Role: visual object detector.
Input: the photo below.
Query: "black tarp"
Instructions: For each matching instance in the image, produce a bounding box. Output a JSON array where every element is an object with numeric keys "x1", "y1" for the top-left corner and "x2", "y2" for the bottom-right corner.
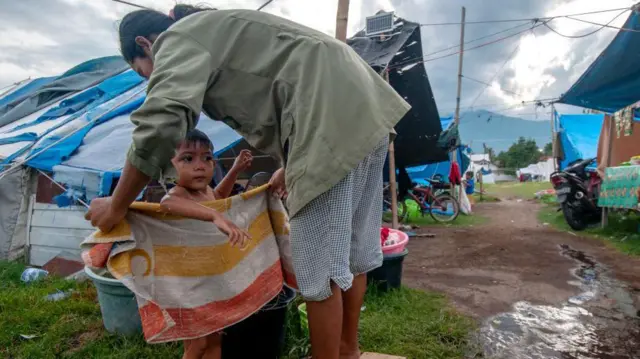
[{"x1": 348, "y1": 17, "x2": 447, "y2": 168}]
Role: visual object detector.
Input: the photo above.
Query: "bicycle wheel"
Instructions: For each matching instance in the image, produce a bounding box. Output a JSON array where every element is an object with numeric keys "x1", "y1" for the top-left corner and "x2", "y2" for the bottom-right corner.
[
  {"x1": 383, "y1": 186, "x2": 407, "y2": 223},
  {"x1": 429, "y1": 194, "x2": 459, "y2": 223}
]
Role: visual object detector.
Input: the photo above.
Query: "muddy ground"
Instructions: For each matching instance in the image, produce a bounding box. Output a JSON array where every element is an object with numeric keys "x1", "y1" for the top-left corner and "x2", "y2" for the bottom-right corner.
[{"x1": 403, "y1": 198, "x2": 640, "y2": 359}]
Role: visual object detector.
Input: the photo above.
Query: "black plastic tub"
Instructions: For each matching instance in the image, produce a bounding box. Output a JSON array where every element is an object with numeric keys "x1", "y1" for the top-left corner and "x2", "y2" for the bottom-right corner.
[
  {"x1": 222, "y1": 286, "x2": 296, "y2": 359},
  {"x1": 367, "y1": 249, "x2": 409, "y2": 292}
]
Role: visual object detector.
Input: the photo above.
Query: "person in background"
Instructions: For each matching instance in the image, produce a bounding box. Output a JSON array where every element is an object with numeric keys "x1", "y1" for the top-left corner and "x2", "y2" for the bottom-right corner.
[
  {"x1": 85, "y1": 5, "x2": 410, "y2": 358},
  {"x1": 464, "y1": 171, "x2": 475, "y2": 195}
]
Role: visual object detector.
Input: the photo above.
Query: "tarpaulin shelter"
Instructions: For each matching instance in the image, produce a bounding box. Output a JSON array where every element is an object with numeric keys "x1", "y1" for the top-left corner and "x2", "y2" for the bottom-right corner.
[
  {"x1": 557, "y1": 114, "x2": 604, "y2": 170},
  {"x1": 558, "y1": 6, "x2": 640, "y2": 114},
  {"x1": 557, "y1": 6, "x2": 640, "y2": 173},
  {"x1": 0, "y1": 57, "x2": 245, "y2": 264},
  {"x1": 348, "y1": 15, "x2": 446, "y2": 168}
]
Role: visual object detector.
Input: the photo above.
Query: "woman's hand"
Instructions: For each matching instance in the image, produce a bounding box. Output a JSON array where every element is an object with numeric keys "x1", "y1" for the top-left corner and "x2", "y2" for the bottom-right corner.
[
  {"x1": 230, "y1": 150, "x2": 253, "y2": 174},
  {"x1": 268, "y1": 167, "x2": 287, "y2": 200},
  {"x1": 84, "y1": 197, "x2": 127, "y2": 233},
  {"x1": 212, "y1": 214, "x2": 251, "y2": 248}
]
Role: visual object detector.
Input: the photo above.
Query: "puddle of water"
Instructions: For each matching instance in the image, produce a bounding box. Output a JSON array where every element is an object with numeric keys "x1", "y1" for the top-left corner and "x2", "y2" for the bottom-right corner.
[{"x1": 478, "y1": 244, "x2": 640, "y2": 359}]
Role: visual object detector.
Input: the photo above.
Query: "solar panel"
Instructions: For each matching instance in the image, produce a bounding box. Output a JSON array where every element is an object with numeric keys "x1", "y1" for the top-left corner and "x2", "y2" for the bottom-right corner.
[{"x1": 365, "y1": 12, "x2": 394, "y2": 36}]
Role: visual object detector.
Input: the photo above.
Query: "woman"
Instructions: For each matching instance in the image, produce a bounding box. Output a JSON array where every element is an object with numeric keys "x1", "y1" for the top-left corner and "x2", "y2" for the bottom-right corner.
[{"x1": 86, "y1": 5, "x2": 410, "y2": 359}]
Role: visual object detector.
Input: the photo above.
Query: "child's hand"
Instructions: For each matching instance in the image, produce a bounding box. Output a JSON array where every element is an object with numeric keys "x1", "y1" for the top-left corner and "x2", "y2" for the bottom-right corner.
[
  {"x1": 231, "y1": 150, "x2": 253, "y2": 173},
  {"x1": 213, "y1": 215, "x2": 251, "y2": 248}
]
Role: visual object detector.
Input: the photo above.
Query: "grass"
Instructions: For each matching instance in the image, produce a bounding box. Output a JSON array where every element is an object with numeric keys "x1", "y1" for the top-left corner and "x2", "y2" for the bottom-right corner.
[
  {"x1": 538, "y1": 205, "x2": 640, "y2": 257},
  {"x1": 382, "y1": 199, "x2": 489, "y2": 227},
  {"x1": 484, "y1": 181, "x2": 552, "y2": 200},
  {"x1": 1, "y1": 261, "x2": 475, "y2": 359}
]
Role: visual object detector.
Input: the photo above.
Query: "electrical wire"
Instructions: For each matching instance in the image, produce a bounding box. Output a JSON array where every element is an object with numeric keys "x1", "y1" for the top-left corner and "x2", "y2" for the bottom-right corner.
[
  {"x1": 390, "y1": 20, "x2": 545, "y2": 70},
  {"x1": 257, "y1": 0, "x2": 274, "y2": 11},
  {"x1": 565, "y1": 15, "x2": 640, "y2": 33},
  {"x1": 542, "y1": 9, "x2": 629, "y2": 38},
  {"x1": 461, "y1": 36, "x2": 524, "y2": 114},
  {"x1": 415, "y1": 21, "x2": 533, "y2": 60},
  {"x1": 462, "y1": 75, "x2": 524, "y2": 97},
  {"x1": 418, "y1": 7, "x2": 631, "y2": 26},
  {"x1": 111, "y1": 0, "x2": 149, "y2": 9}
]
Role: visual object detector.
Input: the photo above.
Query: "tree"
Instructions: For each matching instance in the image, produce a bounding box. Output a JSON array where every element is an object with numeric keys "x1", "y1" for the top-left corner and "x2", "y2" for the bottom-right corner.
[
  {"x1": 495, "y1": 137, "x2": 542, "y2": 174},
  {"x1": 543, "y1": 142, "x2": 553, "y2": 156}
]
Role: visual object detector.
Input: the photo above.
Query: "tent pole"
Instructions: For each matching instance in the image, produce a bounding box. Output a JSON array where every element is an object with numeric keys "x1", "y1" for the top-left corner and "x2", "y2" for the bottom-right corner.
[
  {"x1": 601, "y1": 114, "x2": 614, "y2": 228},
  {"x1": 382, "y1": 68, "x2": 399, "y2": 229}
]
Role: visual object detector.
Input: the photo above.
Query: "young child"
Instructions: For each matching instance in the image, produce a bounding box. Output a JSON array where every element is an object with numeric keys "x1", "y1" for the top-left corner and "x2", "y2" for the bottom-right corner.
[
  {"x1": 158, "y1": 129, "x2": 252, "y2": 359},
  {"x1": 464, "y1": 171, "x2": 475, "y2": 195}
]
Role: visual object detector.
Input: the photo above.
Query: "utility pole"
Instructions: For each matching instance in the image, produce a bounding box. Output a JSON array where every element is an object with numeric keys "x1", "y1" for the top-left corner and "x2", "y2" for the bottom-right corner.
[
  {"x1": 453, "y1": 7, "x2": 466, "y2": 129},
  {"x1": 452, "y1": 7, "x2": 466, "y2": 201},
  {"x1": 335, "y1": 0, "x2": 350, "y2": 42}
]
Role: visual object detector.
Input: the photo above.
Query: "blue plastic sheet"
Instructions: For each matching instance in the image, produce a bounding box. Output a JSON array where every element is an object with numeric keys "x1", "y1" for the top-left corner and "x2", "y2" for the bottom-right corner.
[
  {"x1": 559, "y1": 10, "x2": 640, "y2": 113},
  {"x1": 558, "y1": 114, "x2": 604, "y2": 170}
]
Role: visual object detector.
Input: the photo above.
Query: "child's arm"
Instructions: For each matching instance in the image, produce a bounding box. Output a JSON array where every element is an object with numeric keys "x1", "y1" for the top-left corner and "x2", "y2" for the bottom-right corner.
[
  {"x1": 160, "y1": 188, "x2": 250, "y2": 246},
  {"x1": 214, "y1": 150, "x2": 252, "y2": 199}
]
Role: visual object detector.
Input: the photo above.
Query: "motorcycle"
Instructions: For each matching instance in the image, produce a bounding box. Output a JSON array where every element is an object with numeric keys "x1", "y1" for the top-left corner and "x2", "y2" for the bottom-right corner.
[{"x1": 549, "y1": 158, "x2": 602, "y2": 231}]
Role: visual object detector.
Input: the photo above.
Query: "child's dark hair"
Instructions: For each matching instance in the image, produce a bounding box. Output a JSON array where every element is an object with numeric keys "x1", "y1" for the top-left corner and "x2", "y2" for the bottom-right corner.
[
  {"x1": 184, "y1": 129, "x2": 214, "y2": 151},
  {"x1": 119, "y1": 4, "x2": 213, "y2": 63}
]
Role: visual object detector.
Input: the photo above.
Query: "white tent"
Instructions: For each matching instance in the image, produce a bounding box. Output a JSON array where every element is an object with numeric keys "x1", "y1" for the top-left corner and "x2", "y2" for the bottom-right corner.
[{"x1": 517, "y1": 158, "x2": 555, "y2": 181}]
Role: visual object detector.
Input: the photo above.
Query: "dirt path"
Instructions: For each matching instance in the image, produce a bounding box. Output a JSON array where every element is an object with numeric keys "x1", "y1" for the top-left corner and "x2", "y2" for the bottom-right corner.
[{"x1": 403, "y1": 199, "x2": 640, "y2": 358}]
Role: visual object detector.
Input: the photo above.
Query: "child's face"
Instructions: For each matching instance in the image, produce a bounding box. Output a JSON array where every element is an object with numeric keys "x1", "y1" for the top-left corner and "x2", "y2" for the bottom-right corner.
[{"x1": 171, "y1": 142, "x2": 215, "y2": 191}]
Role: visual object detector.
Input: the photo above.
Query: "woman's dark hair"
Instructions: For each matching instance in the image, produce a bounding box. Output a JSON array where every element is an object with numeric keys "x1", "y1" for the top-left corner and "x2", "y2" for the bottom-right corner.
[
  {"x1": 119, "y1": 4, "x2": 213, "y2": 63},
  {"x1": 184, "y1": 129, "x2": 213, "y2": 151}
]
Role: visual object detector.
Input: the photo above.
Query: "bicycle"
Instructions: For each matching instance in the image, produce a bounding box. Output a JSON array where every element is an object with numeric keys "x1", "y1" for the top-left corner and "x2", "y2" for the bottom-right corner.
[{"x1": 383, "y1": 178, "x2": 460, "y2": 223}]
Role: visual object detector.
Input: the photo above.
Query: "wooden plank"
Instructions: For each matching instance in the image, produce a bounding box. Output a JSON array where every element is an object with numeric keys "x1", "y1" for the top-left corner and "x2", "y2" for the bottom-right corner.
[
  {"x1": 361, "y1": 353, "x2": 406, "y2": 359},
  {"x1": 31, "y1": 207, "x2": 93, "y2": 230},
  {"x1": 33, "y1": 203, "x2": 86, "y2": 211},
  {"x1": 29, "y1": 227, "x2": 93, "y2": 248}
]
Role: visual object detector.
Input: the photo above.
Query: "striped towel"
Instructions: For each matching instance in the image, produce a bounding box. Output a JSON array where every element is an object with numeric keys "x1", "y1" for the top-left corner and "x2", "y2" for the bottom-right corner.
[{"x1": 80, "y1": 185, "x2": 297, "y2": 343}]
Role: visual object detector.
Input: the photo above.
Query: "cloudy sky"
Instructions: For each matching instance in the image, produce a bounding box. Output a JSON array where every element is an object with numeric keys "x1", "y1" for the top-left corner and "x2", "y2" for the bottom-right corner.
[{"x1": 0, "y1": 0, "x2": 636, "y2": 118}]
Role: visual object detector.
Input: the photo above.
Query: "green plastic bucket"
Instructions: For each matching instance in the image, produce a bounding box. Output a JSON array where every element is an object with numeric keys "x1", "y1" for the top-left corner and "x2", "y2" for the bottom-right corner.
[{"x1": 84, "y1": 267, "x2": 142, "y2": 335}]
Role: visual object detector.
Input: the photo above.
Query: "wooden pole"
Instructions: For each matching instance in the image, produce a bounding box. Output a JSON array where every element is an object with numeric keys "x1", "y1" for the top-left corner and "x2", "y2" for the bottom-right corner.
[
  {"x1": 335, "y1": 0, "x2": 350, "y2": 42},
  {"x1": 550, "y1": 105, "x2": 557, "y2": 171},
  {"x1": 452, "y1": 7, "x2": 466, "y2": 201},
  {"x1": 453, "y1": 7, "x2": 466, "y2": 130},
  {"x1": 601, "y1": 114, "x2": 615, "y2": 228}
]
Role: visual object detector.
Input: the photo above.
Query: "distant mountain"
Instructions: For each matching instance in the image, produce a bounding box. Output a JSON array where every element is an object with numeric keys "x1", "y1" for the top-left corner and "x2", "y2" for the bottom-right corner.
[{"x1": 457, "y1": 110, "x2": 552, "y2": 153}]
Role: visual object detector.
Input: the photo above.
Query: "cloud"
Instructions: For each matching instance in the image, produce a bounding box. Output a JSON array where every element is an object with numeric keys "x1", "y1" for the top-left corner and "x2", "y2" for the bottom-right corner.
[{"x1": 0, "y1": 0, "x2": 635, "y2": 119}]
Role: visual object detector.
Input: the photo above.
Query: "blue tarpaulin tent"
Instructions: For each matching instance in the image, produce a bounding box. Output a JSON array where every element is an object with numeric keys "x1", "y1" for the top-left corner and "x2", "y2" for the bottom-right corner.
[
  {"x1": 558, "y1": 113, "x2": 604, "y2": 170},
  {"x1": 0, "y1": 59, "x2": 243, "y2": 202},
  {"x1": 559, "y1": 7, "x2": 640, "y2": 114}
]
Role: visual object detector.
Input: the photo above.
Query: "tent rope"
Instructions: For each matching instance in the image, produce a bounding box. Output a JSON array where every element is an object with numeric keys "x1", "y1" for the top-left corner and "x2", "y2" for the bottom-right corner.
[{"x1": 36, "y1": 169, "x2": 90, "y2": 209}]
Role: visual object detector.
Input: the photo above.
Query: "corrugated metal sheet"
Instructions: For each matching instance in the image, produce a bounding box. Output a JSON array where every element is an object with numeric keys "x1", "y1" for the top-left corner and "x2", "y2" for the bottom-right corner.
[{"x1": 28, "y1": 203, "x2": 91, "y2": 266}]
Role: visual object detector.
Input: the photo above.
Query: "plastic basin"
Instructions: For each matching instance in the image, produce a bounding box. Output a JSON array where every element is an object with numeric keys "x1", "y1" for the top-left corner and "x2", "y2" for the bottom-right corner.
[
  {"x1": 84, "y1": 266, "x2": 142, "y2": 335},
  {"x1": 382, "y1": 228, "x2": 409, "y2": 255}
]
